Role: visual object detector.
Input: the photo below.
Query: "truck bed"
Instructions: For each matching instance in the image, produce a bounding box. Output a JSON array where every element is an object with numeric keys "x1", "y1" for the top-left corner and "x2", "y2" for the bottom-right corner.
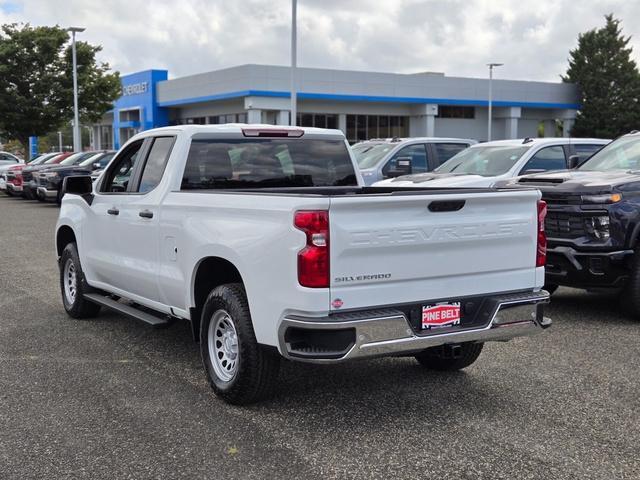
[{"x1": 175, "y1": 185, "x2": 534, "y2": 196}]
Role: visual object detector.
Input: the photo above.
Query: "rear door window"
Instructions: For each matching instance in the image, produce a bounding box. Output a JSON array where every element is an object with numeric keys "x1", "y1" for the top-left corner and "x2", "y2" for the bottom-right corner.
[
  {"x1": 432, "y1": 143, "x2": 470, "y2": 167},
  {"x1": 572, "y1": 144, "x2": 605, "y2": 164},
  {"x1": 181, "y1": 138, "x2": 357, "y2": 189},
  {"x1": 519, "y1": 145, "x2": 567, "y2": 174}
]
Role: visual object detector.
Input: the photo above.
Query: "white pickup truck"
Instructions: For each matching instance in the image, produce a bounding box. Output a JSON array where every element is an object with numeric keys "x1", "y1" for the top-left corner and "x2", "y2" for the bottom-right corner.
[{"x1": 56, "y1": 124, "x2": 551, "y2": 404}]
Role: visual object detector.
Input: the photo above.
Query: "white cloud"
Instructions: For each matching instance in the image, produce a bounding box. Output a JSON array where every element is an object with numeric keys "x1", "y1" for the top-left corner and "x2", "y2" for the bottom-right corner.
[{"x1": 2, "y1": 0, "x2": 640, "y2": 82}]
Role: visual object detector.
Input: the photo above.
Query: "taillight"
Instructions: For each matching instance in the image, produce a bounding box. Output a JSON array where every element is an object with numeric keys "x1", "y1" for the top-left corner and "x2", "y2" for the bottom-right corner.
[
  {"x1": 294, "y1": 210, "x2": 329, "y2": 288},
  {"x1": 537, "y1": 200, "x2": 547, "y2": 267}
]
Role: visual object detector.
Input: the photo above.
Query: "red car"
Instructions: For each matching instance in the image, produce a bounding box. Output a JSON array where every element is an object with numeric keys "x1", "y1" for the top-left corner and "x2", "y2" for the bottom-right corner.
[{"x1": 5, "y1": 164, "x2": 26, "y2": 196}]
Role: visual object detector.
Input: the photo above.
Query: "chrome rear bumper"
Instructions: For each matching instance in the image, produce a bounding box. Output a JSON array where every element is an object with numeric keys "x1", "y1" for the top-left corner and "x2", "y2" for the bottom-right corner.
[{"x1": 278, "y1": 290, "x2": 551, "y2": 363}]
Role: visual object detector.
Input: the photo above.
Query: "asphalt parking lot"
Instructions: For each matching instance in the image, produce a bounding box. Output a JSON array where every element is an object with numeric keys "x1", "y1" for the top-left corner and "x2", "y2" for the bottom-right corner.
[{"x1": 1, "y1": 195, "x2": 639, "y2": 480}]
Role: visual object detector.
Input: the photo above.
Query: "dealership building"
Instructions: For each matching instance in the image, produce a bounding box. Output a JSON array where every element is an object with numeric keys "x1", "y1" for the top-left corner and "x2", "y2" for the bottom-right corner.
[{"x1": 92, "y1": 65, "x2": 580, "y2": 149}]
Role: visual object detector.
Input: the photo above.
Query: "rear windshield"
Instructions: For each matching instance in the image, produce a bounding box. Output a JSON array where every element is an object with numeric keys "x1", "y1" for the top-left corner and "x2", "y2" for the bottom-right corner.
[{"x1": 181, "y1": 138, "x2": 358, "y2": 189}]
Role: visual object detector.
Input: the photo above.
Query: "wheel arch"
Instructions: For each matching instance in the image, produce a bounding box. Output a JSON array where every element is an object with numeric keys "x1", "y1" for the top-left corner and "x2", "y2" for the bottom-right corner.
[
  {"x1": 56, "y1": 225, "x2": 77, "y2": 258},
  {"x1": 189, "y1": 256, "x2": 245, "y2": 343}
]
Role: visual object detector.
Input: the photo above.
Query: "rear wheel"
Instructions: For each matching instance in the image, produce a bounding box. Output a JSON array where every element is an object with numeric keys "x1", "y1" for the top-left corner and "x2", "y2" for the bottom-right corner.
[
  {"x1": 415, "y1": 342, "x2": 484, "y2": 371},
  {"x1": 200, "y1": 283, "x2": 280, "y2": 405},
  {"x1": 544, "y1": 284, "x2": 558, "y2": 295},
  {"x1": 59, "y1": 243, "x2": 101, "y2": 318}
]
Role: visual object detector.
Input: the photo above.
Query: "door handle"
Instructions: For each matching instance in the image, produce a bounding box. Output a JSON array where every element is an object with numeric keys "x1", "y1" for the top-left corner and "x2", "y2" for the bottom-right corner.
[
  {"x1": 139, "y1": 210, "x2": 154, "y2": 219},
  {"x1": 107, "y1": 208, "x2": 119, "y2": 216}
]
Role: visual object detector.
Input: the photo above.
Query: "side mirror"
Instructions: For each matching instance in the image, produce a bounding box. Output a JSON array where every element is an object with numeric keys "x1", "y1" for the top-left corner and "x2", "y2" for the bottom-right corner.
[
  {"x1": 92, "y1": 162, "x2": 101, "y2": 170},
  {"x1": 386, "y1": 156, "x2": 413, "y2": 178},
  {"x1": 61, "y1": 175, "x2": 93, "y2": 204},
  {"x1": 568, "y1": 155, "x2": 581, "y2": 169}
]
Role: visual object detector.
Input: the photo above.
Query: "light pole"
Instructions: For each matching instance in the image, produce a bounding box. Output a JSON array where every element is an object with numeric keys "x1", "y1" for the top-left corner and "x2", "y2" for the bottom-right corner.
[
  {"x1": 68, "y1": 27, "x2": 86, "y2": 151},
  {"x1": 290, "y1": 0, "x2": 297, "y2": 126},
  {"x1": 58, "y1": 131, "x2": 62, "y2": 152},
  {"x1": 487, "y1": 62, "x2": 503, "y2": 142}
]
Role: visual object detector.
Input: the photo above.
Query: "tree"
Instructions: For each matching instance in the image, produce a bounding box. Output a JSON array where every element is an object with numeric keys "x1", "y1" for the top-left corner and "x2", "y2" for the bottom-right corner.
[
  {"x1": 0, "y1": 24, "x2": 120, "y2": 151},
  {"x1": 563, "y1": 14, "x2": 640, "y2": 138}
]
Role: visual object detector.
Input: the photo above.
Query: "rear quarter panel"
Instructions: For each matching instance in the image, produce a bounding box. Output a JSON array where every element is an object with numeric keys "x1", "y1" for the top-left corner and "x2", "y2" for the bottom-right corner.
[{"x1": 159, "y1": 191, "x2": 332, "y2": 347}]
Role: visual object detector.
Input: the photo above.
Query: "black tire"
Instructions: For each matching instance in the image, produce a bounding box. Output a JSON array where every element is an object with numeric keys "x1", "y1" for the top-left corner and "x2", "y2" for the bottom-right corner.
[
  {"x1": 36, "y1": 191, "x2": 45, "y2": 202},
  {"x1": 200, "y1": 283, "x2": 280, "y2": 405},
  {"x1": 59, "y1": 243, "x2": 101, "y2": 318},
  {"x1": 414, "y1": 342, "x2": 484, "y2": 371},
  {"x1": 544, "y1": 284, "x2": 559, "y2": 295},
  {"x1": 621, "y1": 251, "x2": 640, "y2": 318}
]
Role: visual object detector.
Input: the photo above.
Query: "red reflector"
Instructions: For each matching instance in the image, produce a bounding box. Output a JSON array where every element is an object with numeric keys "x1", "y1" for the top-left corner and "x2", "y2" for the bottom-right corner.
[
  {"x1": 242, "y1": 128, "x2": 304, "y2": 138},
  {"x1": 537, "y1": 200, "x2": 547, "y2": 267},
  {"x1": 294, "y1": 210, "x2": 329, "y2": 288}
]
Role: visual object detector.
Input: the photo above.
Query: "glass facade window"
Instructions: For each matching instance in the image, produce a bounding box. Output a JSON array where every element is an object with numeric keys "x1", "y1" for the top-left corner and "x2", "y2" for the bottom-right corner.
[
  {"x1": 437, "y1": 106, "x2": 475, "y2": 119},
  {"x1": 296, "y1": 113, "x2": 339, "y2": 129},
  {"x1": 120, "y1": 127, "x2": 139, "y2": 144},
  {"x1": 208, "y1": 113, "x2": 248, "y2": 124},
  {"x1": 100, "y1": 125, "x2": 113, "y2": 150},
  {"x1": 119, "y1": 109, "x2": 141, "y2": 122},
  {"x1": 346, "y1": 115, "x2": 409, "y2": 143},
  {"x1": 185, "y1": 117, "x2": 207, "y2": 125}
]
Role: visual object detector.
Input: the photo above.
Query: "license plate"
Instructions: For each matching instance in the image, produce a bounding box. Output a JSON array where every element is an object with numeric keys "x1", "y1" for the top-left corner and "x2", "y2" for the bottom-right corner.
[{"x1": 421, "y1": 302, "x2": 461, "y2": 329}]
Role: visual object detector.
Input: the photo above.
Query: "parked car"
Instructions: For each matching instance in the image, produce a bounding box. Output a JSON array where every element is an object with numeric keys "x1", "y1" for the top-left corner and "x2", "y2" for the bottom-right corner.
[
  {"x1": 498, "y1": 131, "x2": 640, "y2": 316},
  {"x1": 37, "y1": 150, "x2": 116, "y2": 204},
  {"x1": 0, "y1": 154, "x2": 47, "y2": 192},
  {"x1": 22, "y1": 152, "x2": 73, "y2": 199},
  {"x1": 0, "y1": 151, "x2": 23, "y2": 167},
  {"x1": 56, "y1": 125, "x2": 550, "y2": 405},
  {"x1": 373, "y1": 138, "x2": 610, "y2": 188},
  {"x1": 5, "y1": 164, "x2": 25, "y2": 196},
  {"x1": 351, "y1": 137, "x2": 477, "y2": 185}
]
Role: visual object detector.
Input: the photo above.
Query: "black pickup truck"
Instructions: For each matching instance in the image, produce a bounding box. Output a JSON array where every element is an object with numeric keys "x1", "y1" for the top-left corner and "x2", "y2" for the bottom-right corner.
[{"x1": 501, "y1": 131, "x2": 640, "y2": 316}]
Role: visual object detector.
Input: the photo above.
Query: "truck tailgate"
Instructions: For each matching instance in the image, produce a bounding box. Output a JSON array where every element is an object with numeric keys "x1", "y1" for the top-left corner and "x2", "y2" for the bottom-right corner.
[{"x1": 329, "y1": 189, "x2": 541, "y2": 310}]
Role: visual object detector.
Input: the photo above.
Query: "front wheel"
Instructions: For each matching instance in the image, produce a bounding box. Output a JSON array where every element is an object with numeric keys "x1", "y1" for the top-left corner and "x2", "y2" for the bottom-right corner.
[
  {"x1": 59, "y1": 243, "x2": 101, "y2": 318},
  {"x1": 415, "y1": 342, "x2": 484, "y2": 371},
  {"x1": 200, "y1": 283, "x2": 280, "y2": 405}
]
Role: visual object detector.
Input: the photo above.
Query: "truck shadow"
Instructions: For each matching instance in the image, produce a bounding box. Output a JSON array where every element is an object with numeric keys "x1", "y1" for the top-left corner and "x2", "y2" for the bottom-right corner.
[
  {"x1": 84, "y1": 285, "x2": 635, "y2": 423},
  {"x1": 93, "y1": 310, "x2": 515, "y2": 419},
  {"x1": 546, "y1": 286, "x2": 637, "y2": 325}
]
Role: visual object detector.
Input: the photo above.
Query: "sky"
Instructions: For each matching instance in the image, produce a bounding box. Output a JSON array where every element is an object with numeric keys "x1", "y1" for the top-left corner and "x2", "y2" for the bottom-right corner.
[{"x1": 1, "y1": 0, "x2": 640, "y2": 83}]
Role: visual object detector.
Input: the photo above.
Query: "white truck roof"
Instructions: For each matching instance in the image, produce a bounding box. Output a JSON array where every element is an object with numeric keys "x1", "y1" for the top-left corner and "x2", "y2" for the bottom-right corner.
[{"x1": 135, "y1": 124, "x2": 345, "y2": 137}]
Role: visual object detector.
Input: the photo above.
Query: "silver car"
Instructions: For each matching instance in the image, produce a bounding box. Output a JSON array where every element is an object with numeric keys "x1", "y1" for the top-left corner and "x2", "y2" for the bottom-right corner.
[{"x1": 352, "y1": 137, "x2": 476, "y2": 185}]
